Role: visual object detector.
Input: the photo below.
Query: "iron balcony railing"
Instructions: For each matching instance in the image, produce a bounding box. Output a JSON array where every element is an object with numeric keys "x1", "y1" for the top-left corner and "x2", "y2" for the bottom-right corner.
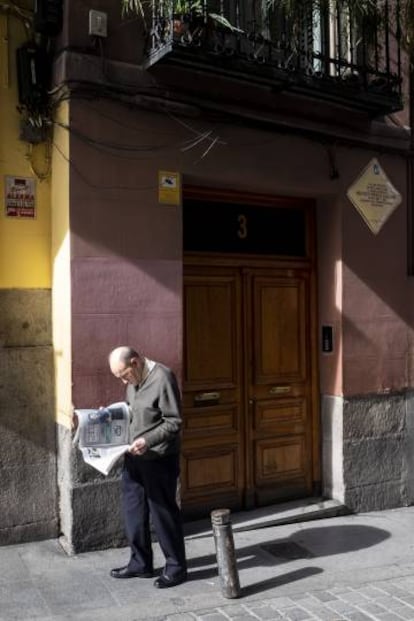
[{"x1": 144, "y1": 0, "x2": 403, "y2": 114}]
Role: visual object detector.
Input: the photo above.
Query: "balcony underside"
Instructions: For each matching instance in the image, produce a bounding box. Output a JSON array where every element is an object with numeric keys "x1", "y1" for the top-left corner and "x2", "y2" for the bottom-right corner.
[
  {"x1": 160, "y1": 46, "x2": 402, "y2": 117},
  {"x1": 144, "y1": 1, "x2": 404, "y2": 118}
]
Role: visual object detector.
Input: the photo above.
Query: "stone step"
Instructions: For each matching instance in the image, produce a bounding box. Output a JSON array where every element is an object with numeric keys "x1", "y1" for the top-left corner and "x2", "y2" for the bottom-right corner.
[{"x1": 184, "y1": 497, "x2": 350, "y2": 539}]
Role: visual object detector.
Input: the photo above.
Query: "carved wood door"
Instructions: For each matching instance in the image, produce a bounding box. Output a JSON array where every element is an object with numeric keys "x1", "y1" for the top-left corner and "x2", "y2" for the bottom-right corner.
[
  {"x1": 244, "y1": 267, "x2": 313, "y2": 507},
  {"x1": 181, "y1": 265, "x2": 245, "y2": 517},
  {"x1": 181, "y1": 262, "x2": 316, "y2": 519}
]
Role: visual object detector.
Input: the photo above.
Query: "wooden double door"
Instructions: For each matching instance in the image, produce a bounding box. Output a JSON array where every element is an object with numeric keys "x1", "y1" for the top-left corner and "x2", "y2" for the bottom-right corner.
[{"x1": 181, "y1": 261, "x2": 319, "y2": 519}]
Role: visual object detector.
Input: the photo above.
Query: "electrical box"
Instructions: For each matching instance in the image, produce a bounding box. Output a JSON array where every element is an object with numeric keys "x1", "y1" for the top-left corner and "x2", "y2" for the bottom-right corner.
[
  {"x1": 34, "y1": 0, "x2": 63, "y2": 36},
  {"x1": 16, "y1": 44, "x2": 49, "y2": 110},
  {"x1": 89, "y1": 10, "x2": 107, "y2": 37}
]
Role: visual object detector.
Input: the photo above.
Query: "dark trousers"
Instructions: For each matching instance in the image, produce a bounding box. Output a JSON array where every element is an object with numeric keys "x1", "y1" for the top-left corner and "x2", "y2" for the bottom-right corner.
[{"x1": 122, "y1": 452, "x2": 187, "y2": 578}]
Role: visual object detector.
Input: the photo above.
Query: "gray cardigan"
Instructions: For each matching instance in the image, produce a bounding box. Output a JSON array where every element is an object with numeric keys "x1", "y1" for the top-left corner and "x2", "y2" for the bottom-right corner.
[{"x1": 126, "y1": 362, "x2": 182, "y2": 460}]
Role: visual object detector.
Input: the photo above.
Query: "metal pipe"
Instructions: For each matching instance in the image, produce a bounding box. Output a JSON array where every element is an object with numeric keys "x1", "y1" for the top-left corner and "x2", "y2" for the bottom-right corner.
[{"x1": 210, "y1": 508, "x2": 241, "y2": 599}]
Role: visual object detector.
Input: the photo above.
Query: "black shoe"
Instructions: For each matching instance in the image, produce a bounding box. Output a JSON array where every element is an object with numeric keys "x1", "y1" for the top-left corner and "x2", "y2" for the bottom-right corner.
[
  {"x1": 110, "y1": 566, "x2": 154, "y2": 579},
  {"x1": 153, "y1": 572, "x2": 187, "y2": 589}
]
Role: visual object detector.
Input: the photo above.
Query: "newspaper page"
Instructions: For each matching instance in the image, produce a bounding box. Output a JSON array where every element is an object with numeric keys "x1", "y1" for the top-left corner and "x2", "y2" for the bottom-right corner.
[{"x1": 73, "y1": 402, "x2": 131, "y2": 475}]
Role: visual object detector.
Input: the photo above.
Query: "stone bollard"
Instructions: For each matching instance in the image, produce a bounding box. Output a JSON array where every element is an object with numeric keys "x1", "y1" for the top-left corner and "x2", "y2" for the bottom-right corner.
[{"x1": 211, "y1": 508, "x2": 241, "y2": 598}]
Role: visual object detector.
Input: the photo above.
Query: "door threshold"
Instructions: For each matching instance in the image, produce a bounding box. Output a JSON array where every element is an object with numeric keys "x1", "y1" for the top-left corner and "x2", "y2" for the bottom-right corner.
[{"x1": 184, "y1": 497, "x2": 350, "y2": 539}]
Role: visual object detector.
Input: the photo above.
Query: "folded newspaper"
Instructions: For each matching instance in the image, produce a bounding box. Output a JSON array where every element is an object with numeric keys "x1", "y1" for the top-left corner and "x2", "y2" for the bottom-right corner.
[{"x1": 73, "y1": 402, "x2": 131, "y2": 475}]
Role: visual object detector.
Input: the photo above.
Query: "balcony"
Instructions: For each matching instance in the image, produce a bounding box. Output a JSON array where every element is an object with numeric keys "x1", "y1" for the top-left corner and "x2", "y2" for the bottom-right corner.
[{"x1": 144, "y1": 0, "x2": 403, "y2": 116}]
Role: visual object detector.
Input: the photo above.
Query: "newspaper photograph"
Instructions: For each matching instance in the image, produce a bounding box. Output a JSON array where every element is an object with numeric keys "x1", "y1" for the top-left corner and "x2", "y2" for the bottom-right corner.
[{"x1": 73, "y1": 402, "x2": 131, "y2": 475}]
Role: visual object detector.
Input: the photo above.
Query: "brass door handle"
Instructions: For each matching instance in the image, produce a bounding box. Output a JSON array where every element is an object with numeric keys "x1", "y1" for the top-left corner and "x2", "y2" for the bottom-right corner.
[{"x1": 269, "y1": 385, "x2": 291, "y2": 395}]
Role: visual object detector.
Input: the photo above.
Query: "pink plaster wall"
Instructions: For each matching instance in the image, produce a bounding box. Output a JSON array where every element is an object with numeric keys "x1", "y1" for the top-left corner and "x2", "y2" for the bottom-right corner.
[
  {"x1": 317, "y1": 197, "x2": 343, "y2": 396},
  {"x1": 67, "y1": 99, "x2": 413, "y2": 407},
  {"x1": 342, "y1": 154, "x2": 409, "y2": 396},
  {"x1": 71, "y1": 257, "x2": 182, "y2": 408},
  {"x1": 69, "y1": 101, "x2": 183, "y2": 408}
]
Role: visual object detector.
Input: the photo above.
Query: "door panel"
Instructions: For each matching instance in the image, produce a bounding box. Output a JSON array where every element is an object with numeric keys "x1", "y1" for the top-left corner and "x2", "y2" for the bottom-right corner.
[
  {"x1": 246, "y1": 270, "x2": 312, "y2": 506},
  {"x1": 182, "y1": 267, "x2": 244, "y2": 517},
  {"x1": 255, "y1": 436, "x2": 306, "y2": 482},
  {"x1": 251, "y1": 274, "x2": 307, "y2": 386},
  {"x1": 184, "y1": 445, "x2": 239, "y2": 491},
  {"x1": 254, "y1": 398, "x2": 307, "y2": 432},
  {"x1": 182, "y1": 263, "x2": 315, "y2": 518},
  {"x1": 184, "y1": 282, "x2": 235, "y2": 386}
]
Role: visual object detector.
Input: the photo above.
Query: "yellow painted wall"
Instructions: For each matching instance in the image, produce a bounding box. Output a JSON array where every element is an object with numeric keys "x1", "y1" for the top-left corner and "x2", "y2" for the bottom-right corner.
[
  {"x1": 0, "y1": 12, "x2": 72, "y2": 426},
  {"x1": 0, "y1": 14, "x2": 51, "y2": 288},
  {"x1": 51, "y1": 101, "x2": 72, "y2": 429}
]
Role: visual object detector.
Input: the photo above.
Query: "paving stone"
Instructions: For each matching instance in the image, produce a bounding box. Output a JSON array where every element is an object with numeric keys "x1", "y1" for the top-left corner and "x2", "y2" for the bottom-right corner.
[
  {"x1": 11, "y1": 506, "x2": 414, "y2": 621},
  {"x1": 375, "y1": 583, "x2": 403, "y2": 596},
  {"x1": 242, "y1": 604, "x2": 278, "y2": 619},
  {"x1": 338, "y1": 590, "x2": 370, "y2": 604},
  {"x1": 281, "y1": 606, "x2": 313, "y2": 620},
  {"x1": 0, "y1": 582, "x2": 51, "y2": 619},
  {"x1": 223, "y1": 616, "x2": 265, "y2": 621},
  {"x1": 355, "y1": 602, "x2": 389, "y2": 615},
  {"x1": 217, "y1": 604, "x2": 247, "y2": 617},
  {"x1": 376, "y1": 614, "x2": 409, "y2": 621},
  {"x1": 358, "y1": 586, "x2": 392, "y2": 599},
  {"x1": 329, "y1": 586, "x2": 353, "y2": 596},
  {"x1": 312, "y1": 591, "x2": 340, "y2": 603},
  {"x1": 220, "y1": 606, "x2": 266, "y2": 621},
  {"x1": 294, "y1": 595, "x2": 326, "y2": 611},
  {"x1": 375, "y1": 596, "x2": 411, "y2": 611},
  {"x1": 392, "y1": 607, "x2": 414, "y2": 620},
  {"x1": 296, "y1": 606, "x2": 344, "y2": 620},
  {"x1": 265, "y1": 596, "x2": 296, "y2": 608},
  {"x1": 346, "y1": 612, "x2": 375, "y2": 621},
  {"x1": 394, "y1": 596, "x2": 414, "y2": 608},
  {"x1": 326, "y1": 599, "x2": 358, "y2": 614}
]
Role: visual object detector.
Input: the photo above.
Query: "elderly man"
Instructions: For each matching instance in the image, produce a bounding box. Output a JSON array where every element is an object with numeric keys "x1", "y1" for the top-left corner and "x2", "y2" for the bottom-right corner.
[{"x1": 108, "y1": 346, "x2": 187, "y2": 589}]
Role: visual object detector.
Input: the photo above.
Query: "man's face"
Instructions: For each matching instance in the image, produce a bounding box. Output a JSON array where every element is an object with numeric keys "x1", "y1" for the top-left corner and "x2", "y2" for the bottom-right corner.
[{"x1": 111, "y1": 357, "x2": 142, "y2": 385}]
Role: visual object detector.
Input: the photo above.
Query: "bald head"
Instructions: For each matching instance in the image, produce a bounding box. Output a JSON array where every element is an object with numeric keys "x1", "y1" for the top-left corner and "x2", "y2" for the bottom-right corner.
[
  {"x1": 109, "y1": 346, "x2": 143, "y2": 385},
  {"x1": 109, "y1": 346, "x2": 139, "y2": 367}
]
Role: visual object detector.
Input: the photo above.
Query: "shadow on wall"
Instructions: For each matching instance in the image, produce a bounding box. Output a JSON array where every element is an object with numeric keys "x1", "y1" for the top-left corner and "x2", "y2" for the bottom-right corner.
[
  {"x1": 0, "y1": 290, "x2": 55, "y2": 455},
  {"x1": 0, "y1": 288, "x2": 58, "y2": 543}
]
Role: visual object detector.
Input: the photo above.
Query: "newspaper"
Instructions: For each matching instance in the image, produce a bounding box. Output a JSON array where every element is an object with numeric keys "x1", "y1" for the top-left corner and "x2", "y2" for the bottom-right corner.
[{"x1": 73, "y1": 402, "x2": 131, "y2": 475}]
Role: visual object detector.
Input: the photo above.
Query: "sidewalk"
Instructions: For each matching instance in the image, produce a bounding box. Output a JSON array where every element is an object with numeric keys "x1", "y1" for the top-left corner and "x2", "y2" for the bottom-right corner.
[{"x1": 3, "y1": 505, "x2": 414, "y2": 620}]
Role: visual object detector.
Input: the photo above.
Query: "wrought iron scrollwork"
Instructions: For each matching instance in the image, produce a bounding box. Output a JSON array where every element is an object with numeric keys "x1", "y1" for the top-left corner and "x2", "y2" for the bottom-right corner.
[{"x1": 143, "y1": 0, "x2": 402, "y2": 109}]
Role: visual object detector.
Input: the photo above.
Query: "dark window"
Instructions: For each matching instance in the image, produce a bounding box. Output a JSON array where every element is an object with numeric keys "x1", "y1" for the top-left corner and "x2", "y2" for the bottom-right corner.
[{"x1": 183, "y1": 199, "x2": 307, "y2": 257}]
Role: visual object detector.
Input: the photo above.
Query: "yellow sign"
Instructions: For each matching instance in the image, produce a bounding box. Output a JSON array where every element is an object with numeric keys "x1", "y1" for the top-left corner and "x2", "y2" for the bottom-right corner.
[
  {"x1": 158, "y1": 171, "x2": 181, "y2": 206},
  {"x1": 347, "y1": 158, "x2": 402, "y2": 235}
]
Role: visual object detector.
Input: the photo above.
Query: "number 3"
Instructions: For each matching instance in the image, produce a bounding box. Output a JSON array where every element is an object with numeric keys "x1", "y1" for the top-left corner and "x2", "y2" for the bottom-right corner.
[{"x1": 237, "y1": 214, "x2": 247, "y2": 239}]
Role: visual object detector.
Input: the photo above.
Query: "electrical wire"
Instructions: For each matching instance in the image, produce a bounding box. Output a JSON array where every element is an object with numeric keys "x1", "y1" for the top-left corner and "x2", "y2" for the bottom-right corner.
[
  {"x1": 53, "y1": 120, "x2": 190, "y2": 160},
  {"x1": 50, "y1": 79, "x2": 227, "y2": 156},
  {"x1": 52, "y1": 107, "x2": 225, "y2": 161},
  {"x1": 52, "y1": 140, "x2": 159, "y2": 191},
  {"x1": 0, "y1": 0, "x2": 33, "y2": 39},
  {"x1": 0, "y1": 0, "x2": 33, "y2": 22},
  {"x1": 73, "y1": 101, "x2": 179, "y2": 136}
]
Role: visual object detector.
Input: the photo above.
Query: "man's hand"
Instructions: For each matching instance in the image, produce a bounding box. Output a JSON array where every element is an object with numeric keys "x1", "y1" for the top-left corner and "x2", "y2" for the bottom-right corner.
[{"x1": 128, "y1": 437, "x2": 148, "y2": 456}]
